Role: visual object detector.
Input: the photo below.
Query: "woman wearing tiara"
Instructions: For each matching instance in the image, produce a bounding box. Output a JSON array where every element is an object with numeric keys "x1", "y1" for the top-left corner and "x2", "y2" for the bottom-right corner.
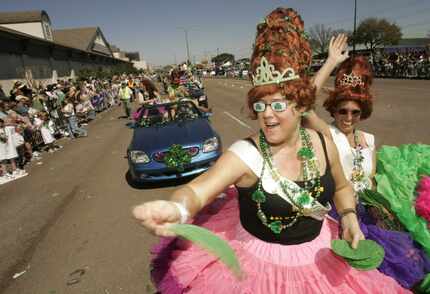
[
  {"x1": 133, "y1": 7, "x2": 410, "y2": 293},
  {"x1": 304, "y1": 55, "x2": 430, "y2": 290}
]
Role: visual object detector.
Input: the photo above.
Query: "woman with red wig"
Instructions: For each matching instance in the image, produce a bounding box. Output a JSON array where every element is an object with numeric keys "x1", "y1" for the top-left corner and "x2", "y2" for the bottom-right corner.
[
  {"x1": 304, "y1": 55, "x2": 430, "y2": 290},
  {"x1": 132, "y1": 7, "x2": 410, "y2": 293}
]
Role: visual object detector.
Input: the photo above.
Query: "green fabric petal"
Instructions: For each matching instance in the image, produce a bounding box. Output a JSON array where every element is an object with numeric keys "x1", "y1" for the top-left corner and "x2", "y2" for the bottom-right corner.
[
  {"x1": 375, "y1": 144, "x2": 430, "y2": 257},
  {"x1": 170, "y1": 224, "x2": 242, "y2": 279}
]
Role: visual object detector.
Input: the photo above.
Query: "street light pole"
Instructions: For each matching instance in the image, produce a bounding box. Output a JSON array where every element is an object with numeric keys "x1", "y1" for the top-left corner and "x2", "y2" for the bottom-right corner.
[
  {"x1": 178, "y1": 27, "x2": 191, "y2": 65},
  {"x1": 353, "y1": 0, "x2": 357, "y2": 54}
]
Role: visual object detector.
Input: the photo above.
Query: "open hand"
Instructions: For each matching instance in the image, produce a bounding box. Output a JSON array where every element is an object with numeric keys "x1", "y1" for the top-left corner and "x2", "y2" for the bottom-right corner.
[
  {"x1": 328, "y1": 34, "x2": 349, "y2": 65},
  {"x1": 132, "y1": 200, "x2": 181, "y2": 237}
]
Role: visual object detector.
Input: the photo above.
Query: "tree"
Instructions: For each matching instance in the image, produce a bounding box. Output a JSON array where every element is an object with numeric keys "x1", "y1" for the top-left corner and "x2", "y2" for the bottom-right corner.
[
  {"x1": 211, "y1": 53, "x2": 234, "y2": 65},
  {"x1": 309, "y1": 24, "x2": 334, "y2": 55},
  {"x1": 355, "y1": 18, "x2": 402, "y2": 52}
]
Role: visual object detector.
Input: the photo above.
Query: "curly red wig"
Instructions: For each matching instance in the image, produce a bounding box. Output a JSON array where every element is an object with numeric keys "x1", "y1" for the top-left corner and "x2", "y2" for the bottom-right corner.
[
  {"x1": 323, "y1": 55, "x2": 373, "y2": 120},
  {"x1": 247, "y1": 7, "x2": 315, "y2": 119}
]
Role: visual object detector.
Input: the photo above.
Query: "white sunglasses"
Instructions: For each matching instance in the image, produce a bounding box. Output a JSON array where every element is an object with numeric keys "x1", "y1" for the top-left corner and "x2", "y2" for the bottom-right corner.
[{"x1": 253, "y1": 101, "x2": 288, "y2": 113}]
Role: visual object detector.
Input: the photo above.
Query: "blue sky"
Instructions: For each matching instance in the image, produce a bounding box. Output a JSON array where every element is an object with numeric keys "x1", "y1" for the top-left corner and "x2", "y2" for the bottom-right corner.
[{"x1": 1, "y1": 0, "x2": 429, "y2": 66}]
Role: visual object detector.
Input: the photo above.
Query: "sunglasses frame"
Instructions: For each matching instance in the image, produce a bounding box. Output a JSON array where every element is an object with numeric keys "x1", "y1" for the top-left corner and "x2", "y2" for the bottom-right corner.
[
  {"x1": 336, "y1": 108, "x2": 362, "y2": 117},
  {"x1": 253, "y1": 101, "x2": 288, "y2": 113}
]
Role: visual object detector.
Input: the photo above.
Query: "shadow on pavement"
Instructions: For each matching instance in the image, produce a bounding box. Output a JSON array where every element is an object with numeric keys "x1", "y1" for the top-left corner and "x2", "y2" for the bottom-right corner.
[{"x1": 125, "y1": 170, "x2": 198, "y2": 190}]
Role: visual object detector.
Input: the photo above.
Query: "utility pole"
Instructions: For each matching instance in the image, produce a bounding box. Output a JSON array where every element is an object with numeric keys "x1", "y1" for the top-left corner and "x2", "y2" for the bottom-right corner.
[
  {"x1": 178, "y1": 27, "x2": 191, "y2": 65},
  {"x1": 353, "y1": 0, "x2": 357, "y2": 54}
]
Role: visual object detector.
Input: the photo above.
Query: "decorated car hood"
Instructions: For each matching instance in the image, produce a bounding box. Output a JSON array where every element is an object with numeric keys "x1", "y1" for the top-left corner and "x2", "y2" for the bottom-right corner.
[{"x1": 130, "y1": 118, "x2": 217, "y2": 153}]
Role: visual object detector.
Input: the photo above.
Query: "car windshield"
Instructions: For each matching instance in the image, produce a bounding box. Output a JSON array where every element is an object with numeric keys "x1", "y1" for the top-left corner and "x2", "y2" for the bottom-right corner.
[{"x1": 136, "y1": 100, "x2": 201, "y2": 127}]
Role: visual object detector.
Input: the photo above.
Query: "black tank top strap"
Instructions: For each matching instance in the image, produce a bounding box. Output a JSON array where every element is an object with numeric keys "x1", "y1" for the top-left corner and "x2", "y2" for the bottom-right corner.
[{"x1": 316, "y1": 131, "x2": 330, "y2": 171}]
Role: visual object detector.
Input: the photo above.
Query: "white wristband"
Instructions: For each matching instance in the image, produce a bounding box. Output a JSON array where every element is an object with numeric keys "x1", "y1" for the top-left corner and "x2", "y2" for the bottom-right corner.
[{"x1": 172, "y1": 201, "x2": 190, "y2": 224}]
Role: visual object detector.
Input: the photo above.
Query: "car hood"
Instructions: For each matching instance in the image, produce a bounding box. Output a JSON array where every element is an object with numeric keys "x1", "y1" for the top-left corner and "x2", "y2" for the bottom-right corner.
[{"x1": 129, "y1": 118, "x2": 216, "y2": 152}]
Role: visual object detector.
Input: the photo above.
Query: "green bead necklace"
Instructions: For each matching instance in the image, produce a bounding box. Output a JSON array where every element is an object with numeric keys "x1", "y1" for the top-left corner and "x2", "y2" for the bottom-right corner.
[{"x1": 252, "y1": 128, "x2": 323, "y2": 235}]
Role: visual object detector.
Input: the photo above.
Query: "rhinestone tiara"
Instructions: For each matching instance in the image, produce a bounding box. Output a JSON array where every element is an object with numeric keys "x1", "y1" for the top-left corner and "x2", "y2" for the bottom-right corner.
[
  {"x1": 252, "y1": 56, "x2": 300, "y2": 86},
  {"x1": 339, "y1": 73, "x2": 364, "y2": 88}
]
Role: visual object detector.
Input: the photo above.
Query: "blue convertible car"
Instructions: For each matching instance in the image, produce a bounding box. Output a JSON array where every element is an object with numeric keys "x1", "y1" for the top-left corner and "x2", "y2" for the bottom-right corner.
[{"x1": 127, "y1": 100, "x2": 222, "y2": 183}]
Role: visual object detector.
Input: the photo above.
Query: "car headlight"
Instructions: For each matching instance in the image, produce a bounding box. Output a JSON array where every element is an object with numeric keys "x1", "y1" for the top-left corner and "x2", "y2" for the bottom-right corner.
[
  {"x1": 129, "y1": 150, "x2": 150, "y2": 164},
  {"x1": 202, "y1": 137, "x2": 219, "y2": 153}
]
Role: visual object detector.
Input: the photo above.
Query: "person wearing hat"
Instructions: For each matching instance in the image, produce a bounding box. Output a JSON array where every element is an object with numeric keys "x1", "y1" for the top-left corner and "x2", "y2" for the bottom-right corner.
[
  {"x1": 118, "y1": 82, "x2": 133, "y2": 118},
  {"x1": 132, "y1": 7, "x2": 409, "y2": 293}
]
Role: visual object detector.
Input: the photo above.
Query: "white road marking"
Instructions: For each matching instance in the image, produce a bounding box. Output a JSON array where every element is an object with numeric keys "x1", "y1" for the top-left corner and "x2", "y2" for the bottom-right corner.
[{"x1": 223, "y1": 111, "x2": 253, "y2": 130}]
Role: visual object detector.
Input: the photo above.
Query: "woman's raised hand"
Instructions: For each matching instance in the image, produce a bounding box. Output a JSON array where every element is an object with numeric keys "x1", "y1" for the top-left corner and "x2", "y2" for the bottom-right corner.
[
  {"x1": 328, "y1": 34, "x2": 349, "y2": 65},
  {"x1": 132, "y1": 200, "x2": 181, "y2": 237}
]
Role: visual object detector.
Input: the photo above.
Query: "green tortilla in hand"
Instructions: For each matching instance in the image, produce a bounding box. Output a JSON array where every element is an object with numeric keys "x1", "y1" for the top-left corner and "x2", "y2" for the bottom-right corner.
[{"x1": 331, "y1": 239, "x2": 385, "y2": 271}]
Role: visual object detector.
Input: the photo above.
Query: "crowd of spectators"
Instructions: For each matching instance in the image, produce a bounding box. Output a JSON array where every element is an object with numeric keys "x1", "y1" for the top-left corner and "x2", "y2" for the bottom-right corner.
[
  {"x1": 370, "y1": 50, "x2": 430, "y2": 79},
  {"x1": 0, "y1": 75, "x2": 125, "y2": 185}
]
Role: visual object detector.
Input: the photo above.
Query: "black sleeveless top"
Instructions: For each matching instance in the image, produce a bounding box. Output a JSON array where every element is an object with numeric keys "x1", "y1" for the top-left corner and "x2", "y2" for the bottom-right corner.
[{"x1": 236, "y1": 133, "x2": 335, "y2": 245}]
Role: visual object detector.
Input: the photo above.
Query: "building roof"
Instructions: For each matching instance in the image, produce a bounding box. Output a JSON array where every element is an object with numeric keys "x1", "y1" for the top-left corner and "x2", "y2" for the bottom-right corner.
[
  {"x1": 0, "y1": 10, "x2": 50, "y2": 24},
  {"x1": 53, "y1": 26, "x2": 113, "y2": 56},
  {"x1": 53, "y1": 27, "x2": 98, "y2": 51},
  {"x1": 0, "y1": 25, "x2": 126, "y2": 64}
]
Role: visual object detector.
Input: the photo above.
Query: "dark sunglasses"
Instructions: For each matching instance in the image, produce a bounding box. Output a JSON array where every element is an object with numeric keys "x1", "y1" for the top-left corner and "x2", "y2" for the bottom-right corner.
[
  {"x1": 253, "y1": 101, "x2": 288, "y2": 113},
  {"x1": 337, "y1": 108, "x2": 361, "y2": 117}
]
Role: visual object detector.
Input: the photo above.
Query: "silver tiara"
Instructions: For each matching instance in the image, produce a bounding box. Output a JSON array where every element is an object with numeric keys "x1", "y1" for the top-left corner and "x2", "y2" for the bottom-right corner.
[
  {"x1": 339, "y1": 73, "x2": 364, "y2": 88},
  {"x1": 252, "y1": 56, "x2": 300, "y2": 86}
]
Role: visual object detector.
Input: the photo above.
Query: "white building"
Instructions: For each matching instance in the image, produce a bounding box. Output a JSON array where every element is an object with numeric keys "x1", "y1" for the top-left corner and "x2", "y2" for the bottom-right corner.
[{"x1": 0, "y1": 10, "x2": 54, "y2": 41}]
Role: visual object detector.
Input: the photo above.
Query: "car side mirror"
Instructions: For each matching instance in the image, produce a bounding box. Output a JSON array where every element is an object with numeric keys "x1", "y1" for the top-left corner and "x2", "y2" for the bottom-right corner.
[{"x1": 126, "y1": 122, "x2": 137, "y2": 129}]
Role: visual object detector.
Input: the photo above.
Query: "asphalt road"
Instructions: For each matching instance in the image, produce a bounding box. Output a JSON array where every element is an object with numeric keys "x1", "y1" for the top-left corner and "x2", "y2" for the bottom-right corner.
[{"x1": 0, "y1": 77, "x2": 428, "y2": 294}]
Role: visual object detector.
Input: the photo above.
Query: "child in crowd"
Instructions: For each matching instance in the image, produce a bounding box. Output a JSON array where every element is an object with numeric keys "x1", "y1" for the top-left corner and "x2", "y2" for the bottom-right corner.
[
  {"x1": 0, "y1": 118, "x2": 27, "y2": 184},
  {"x1": 35, "y1": 112, "x2": 60, "y2": 153}
]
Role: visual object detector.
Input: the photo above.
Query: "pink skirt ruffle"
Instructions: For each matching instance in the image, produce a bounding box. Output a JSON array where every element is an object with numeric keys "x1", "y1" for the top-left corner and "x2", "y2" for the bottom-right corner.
[{"x1": 151, "y1": 189, "x2": 410, "y2": 294}]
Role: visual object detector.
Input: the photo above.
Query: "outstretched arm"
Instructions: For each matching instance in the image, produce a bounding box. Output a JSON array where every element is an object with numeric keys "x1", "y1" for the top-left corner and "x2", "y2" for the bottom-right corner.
[
  {"x1": 133, "y1": 150, "x2": 253, "y2": 237},
  {"x1": 312, "y1": 34, "x2": 349, "y2": 94}
]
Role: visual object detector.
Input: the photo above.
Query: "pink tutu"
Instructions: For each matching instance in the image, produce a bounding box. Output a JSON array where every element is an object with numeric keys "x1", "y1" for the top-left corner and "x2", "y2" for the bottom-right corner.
[{"x1": 151, "y1": 189, "x2": 410, "y2": 294}]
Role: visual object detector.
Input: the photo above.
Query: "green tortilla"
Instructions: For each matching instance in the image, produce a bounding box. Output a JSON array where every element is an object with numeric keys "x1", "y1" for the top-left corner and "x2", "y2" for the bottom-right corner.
[
  {"x1": 331, "y1": 239, "x2": 385, "y2": 271},
  {"x1": 331, "y1": 240, "x2": 378, "y2": 260},
  {"x1": 346, "y1": 253, "x2": 384, "y2": 271}
]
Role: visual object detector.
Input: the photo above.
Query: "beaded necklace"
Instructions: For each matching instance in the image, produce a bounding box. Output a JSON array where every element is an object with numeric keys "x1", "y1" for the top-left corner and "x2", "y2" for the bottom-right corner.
[
  {"x1": 252, "y1": 128, "x2": 323, "y2": 234},
  {"x1": 350, "y1": 130, "x2": 368, "y2": 192}
]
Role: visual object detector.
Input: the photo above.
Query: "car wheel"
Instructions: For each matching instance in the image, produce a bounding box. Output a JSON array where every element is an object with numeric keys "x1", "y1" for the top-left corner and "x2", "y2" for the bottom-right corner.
[{"x1": 126, "y1": 170, "x2": 137, "y2": 186}]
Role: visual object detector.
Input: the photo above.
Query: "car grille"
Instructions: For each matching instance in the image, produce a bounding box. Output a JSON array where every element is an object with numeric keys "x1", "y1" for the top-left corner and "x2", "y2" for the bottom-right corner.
[{"x1": 152, "y1": 146, "x2": 200, "y2": 162}]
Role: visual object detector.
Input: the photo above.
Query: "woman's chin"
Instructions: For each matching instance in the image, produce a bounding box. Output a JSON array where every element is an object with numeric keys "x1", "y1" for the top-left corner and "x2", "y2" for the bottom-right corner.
[
  {"x1": 264, "y1": 131, "x2": 283, "y2": 145},
  {"x1": 337, "y1": 123, "x2": 354, "y2": 133}
]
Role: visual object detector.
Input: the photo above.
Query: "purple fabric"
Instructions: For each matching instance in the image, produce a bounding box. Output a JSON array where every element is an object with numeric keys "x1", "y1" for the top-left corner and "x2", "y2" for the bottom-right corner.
[{"x1": 330, "y1": 202, "x2": 430, "y2": 289}]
